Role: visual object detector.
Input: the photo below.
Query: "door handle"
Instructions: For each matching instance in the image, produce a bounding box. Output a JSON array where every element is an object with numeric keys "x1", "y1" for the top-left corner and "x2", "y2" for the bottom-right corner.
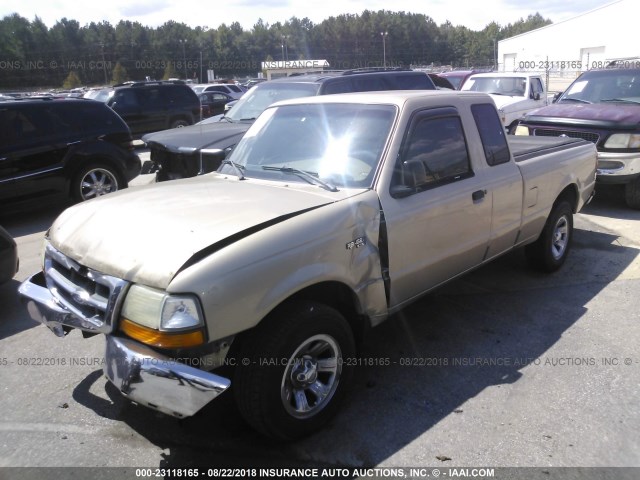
[{"x1": 472, "y1": 189, "x2": 487, "y2": 202}]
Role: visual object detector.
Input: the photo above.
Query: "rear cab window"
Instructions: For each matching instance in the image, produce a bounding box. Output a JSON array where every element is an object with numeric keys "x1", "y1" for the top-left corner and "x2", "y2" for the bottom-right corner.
[{"x1": 471, "y1": 103, "x2": 511, "y2": 166}]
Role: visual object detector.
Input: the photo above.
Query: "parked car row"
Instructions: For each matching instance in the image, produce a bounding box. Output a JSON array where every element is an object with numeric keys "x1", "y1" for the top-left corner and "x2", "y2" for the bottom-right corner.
[
  {"x1": 143, "y1": 68, "x2": 438, "y2": 181},
  {"x1": 191, "y1": 83, "x2": 245, "y2": 98}
]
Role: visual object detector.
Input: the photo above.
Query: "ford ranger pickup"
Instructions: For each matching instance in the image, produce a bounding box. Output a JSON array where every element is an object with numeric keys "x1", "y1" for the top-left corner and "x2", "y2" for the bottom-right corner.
[{"x1": 19, "y1": 91, "x2": 596, "y2": 440}]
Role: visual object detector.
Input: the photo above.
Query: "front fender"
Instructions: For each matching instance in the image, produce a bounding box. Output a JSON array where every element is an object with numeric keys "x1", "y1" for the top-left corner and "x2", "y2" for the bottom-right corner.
[{"x1": 168, "y1": 190, "x2": 388, "y2": 341}]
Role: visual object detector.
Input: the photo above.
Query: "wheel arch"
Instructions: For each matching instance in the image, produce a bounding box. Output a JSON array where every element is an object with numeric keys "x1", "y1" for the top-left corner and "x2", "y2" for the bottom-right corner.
[
  {"x1": 555, "y1": 183, "x2": 579, "y2": 213},
  {"x1": 230, "y1": 281, "x2": 370, "y2": 359},
  {"x1": 285, "y1": 281, "x2": 371, "y2": 347}
]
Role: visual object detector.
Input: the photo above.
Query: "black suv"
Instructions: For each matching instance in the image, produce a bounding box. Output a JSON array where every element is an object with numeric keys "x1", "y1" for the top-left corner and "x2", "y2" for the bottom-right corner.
[
  {"x1": 107, "y1": 81, "x2": 201, "y2": 136},
  {"x1": 143, "y1": 69, "x2": 437, "y2": 180},
  {"x1": 0, "y1": 98, "x2": 141, "y2": 206}
]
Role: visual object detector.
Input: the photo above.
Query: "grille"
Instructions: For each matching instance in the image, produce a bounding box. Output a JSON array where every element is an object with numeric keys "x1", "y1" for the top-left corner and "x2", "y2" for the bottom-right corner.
[
  {"x1": 534, "y1": 128, "x2": 600, "y2": 145},
  {"x1": 43, "y1": 243, "x2": 128, "y2": 333}
]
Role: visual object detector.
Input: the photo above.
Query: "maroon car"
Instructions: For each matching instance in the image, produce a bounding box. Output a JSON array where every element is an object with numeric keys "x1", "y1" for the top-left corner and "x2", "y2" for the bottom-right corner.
[{"x1": 516, "y1": 67, "x2": 640, "y2": 209}]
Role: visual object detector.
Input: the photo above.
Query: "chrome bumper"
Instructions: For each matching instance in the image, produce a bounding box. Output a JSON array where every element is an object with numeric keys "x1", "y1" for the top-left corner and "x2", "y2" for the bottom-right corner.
[
  {"x1": 19, "y1": 271, "x2": 81, "y2": 337},
  {"x1": 104, "y1": 336, "x2": 230, "y2": 418},
  {"x1": 19, "y1": 272, "x2": 231, "y2": 418},
  {"x1": 596, "y1": 151, "x2": 640, "y2": 179}
]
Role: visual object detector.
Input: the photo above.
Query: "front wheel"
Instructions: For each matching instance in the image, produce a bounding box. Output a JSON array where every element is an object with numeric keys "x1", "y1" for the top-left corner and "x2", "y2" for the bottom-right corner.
[
  {"x1": 525, "y1": 200, "x2": 573, "y2": 272},
  {"x1": 71, "y1": 163, "x2": 123, "y2": 202},
  {"x1": 233, "y1": 302, "x2": 355, "y2": 440}
]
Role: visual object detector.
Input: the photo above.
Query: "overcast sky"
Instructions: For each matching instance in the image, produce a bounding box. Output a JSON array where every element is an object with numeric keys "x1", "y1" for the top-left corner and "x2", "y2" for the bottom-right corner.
[{"x1": 1, "y1": 0, "x2": 616, "y2": 31}]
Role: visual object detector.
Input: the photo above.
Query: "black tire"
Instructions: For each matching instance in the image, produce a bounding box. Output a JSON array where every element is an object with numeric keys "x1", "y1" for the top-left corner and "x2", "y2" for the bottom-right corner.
[
  {"x1": 625, "y1": 177, "x2": 640, "y2": 209},
  {"x1": 233, "y1": 301, "x2": 355, "y2": 440},
  {"x1": 525, "y1": 200, "x2": 573, "y2": 272},
  {"x1": 170, "y1": 118, "x2": 190, "y2": 128},
  {"x1": 71, "y1": 163, "x2": 124, "y2": 202}
]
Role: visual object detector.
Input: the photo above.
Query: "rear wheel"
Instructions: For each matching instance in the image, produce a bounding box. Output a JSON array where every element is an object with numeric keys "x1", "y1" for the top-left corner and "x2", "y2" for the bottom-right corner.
[
  {"x1": 233, "y1": 302, "x2": 355, "y2": 440},
  {"x1": 71, "y1": 163, "x2": 123, "y2": 202},
  {"x1": 625, "y1": 177, "x2": 640, "y2": 209},
  {"x1": 170, "y1": 118, "x2": 190, "y2": 128},
  {"x1": 525, "y1": 200, "x2": 573, "y2": 272}
]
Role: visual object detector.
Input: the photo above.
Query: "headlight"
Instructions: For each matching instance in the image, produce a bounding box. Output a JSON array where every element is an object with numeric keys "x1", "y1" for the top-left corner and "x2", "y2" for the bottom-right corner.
[
  {"x1": 604, "y1": 133, "x2": 640, "y2": 149},
  {"x1": 514, "y1": 125, "x2": 531, "y2": 136},
  {"x1": 120, "y1": 285, "x2": 206, "y2": 348}
]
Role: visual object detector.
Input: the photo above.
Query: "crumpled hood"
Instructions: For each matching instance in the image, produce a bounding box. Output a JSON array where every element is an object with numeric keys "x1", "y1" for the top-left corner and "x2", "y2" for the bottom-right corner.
[
  {"x1": 142, "y1": 122, "x2": 250, "y2": 152},
  {"x1": 48, "y1": 175, "x2": 346, "y2": 289},
  {"x1": 524, "y1": 103, "x2": 640, "y2": 128}
]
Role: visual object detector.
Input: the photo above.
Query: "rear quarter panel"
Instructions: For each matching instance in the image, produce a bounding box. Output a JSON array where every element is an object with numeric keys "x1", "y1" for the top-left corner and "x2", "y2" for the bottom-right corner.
[{"x1": 515, "y1": 140, "x2": 596, "y2": 244}]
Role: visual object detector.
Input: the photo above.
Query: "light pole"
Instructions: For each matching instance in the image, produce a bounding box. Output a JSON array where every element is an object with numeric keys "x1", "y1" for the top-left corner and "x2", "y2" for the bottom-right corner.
[
  {"x1": 99, "y1": 42, "x2": 108, "y2": 84},
  {"x1": 380, "y1": 32, "x2": 388, "y2": 68},
  {"x1": 179, "y1": 39, "x2": 188, "y2": 79},
  {"x1": 281, "y1": 34, "x2": 289, "y2": 62}
]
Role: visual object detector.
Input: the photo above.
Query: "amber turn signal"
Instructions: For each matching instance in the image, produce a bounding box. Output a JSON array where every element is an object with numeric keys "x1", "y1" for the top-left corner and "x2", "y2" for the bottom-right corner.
[{"x1": 119, "y1": 318, "x2": 205, "y2": 348}]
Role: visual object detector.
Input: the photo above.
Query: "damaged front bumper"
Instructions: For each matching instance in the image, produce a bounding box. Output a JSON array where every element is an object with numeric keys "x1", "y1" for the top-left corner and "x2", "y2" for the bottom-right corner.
[
  {"x1": 104, "y1": 336, "x2": 230, "y2": 418},
  {"x1": 18, "y1": 272, "x2": 230, "y2": 418}
]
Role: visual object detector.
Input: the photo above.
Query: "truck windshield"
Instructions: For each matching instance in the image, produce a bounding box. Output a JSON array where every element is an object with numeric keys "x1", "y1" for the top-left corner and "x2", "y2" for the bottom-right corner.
[
  {"x1": 224, "y1": 82, "x2": 320, "y2": 123},
  {"x1": 462, "y1": 76, "x2": 527, "y2": 96},
  {"x1": 559, "y1": 69, "x2": 640, "y2": 104},
  {"x1": 221, "y1": 103, "x2": 396, "y2": 188}
]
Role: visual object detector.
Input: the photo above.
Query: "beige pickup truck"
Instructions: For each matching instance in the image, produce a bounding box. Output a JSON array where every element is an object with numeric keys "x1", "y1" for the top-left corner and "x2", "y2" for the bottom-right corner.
[{"x1": 19, "y1": 91, "x2": 596, "y2": 440}]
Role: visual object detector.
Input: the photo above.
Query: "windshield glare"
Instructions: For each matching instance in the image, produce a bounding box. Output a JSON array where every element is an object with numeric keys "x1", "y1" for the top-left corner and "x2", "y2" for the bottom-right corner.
[
  {"x1": 225, "y1": 82, "x2": 320, "y2": 122},
  {"x1": 463, "y1": 76, "x2": 526, "y2": 96},
  {"x1": 221, "y1": 103, "x2": 396, "y2": 188},
  {"x1": 560, "y1": 70, "x2": 640, "y2": 103}
]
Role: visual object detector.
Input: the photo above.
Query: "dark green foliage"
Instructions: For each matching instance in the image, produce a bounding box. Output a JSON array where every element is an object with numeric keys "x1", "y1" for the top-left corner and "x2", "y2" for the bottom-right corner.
[{"x1": 0, "y1": 11, "x2": 551, "y2": 89}]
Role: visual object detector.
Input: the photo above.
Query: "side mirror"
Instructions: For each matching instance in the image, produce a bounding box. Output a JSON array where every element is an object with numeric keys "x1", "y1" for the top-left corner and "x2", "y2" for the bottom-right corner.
[
  {"x1": 552, "y1": 92, "x2": 563, "y2": 103},
  {"x1": 532, "y1": 92, "x2": 541, "y2": 101}
]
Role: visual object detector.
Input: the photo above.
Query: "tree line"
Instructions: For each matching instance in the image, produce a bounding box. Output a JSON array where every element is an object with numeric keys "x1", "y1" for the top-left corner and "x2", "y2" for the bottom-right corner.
[{"x1": 0, "y1": 10, "x2": 551, "y2": 90}]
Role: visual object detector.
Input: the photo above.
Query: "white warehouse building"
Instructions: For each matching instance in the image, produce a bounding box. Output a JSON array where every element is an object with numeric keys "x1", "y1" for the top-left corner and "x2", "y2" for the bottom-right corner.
[{"x1": 497, "y1": 0, "x2": 638, "y2": 90}]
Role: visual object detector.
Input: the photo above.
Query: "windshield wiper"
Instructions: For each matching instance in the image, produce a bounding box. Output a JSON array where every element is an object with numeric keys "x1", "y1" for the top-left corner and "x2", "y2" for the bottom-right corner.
[
  {"x1": 219, "y1": 159, "x2": 246, "y2": 180},
  {"x1": 488, "y1": 92, "x2": 506, "y2": 96},
  {"x1": 601, "y1": 98, "x2": 640, "y2": 104},
  {"x1": 560, "y1": 98, "x2": 592, "y2": 104},
  {"x1": 262, "y1": 166, "x2": 338, "y2": 192},
  {"x1": 239, "y1": 117, "x2": 257, "y2": 122}
]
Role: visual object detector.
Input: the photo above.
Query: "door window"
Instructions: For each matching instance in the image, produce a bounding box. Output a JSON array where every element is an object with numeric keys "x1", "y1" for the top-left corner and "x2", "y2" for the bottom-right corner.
[{"x1": 393, "y1": 109, "x2": 473, "y2": 195}]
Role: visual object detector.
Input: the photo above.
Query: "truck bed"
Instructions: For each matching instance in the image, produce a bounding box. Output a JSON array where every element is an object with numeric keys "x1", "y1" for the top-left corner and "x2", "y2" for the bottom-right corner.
[{"x1": 509, "y1": 136, "x2": 590, "y2": 162}]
